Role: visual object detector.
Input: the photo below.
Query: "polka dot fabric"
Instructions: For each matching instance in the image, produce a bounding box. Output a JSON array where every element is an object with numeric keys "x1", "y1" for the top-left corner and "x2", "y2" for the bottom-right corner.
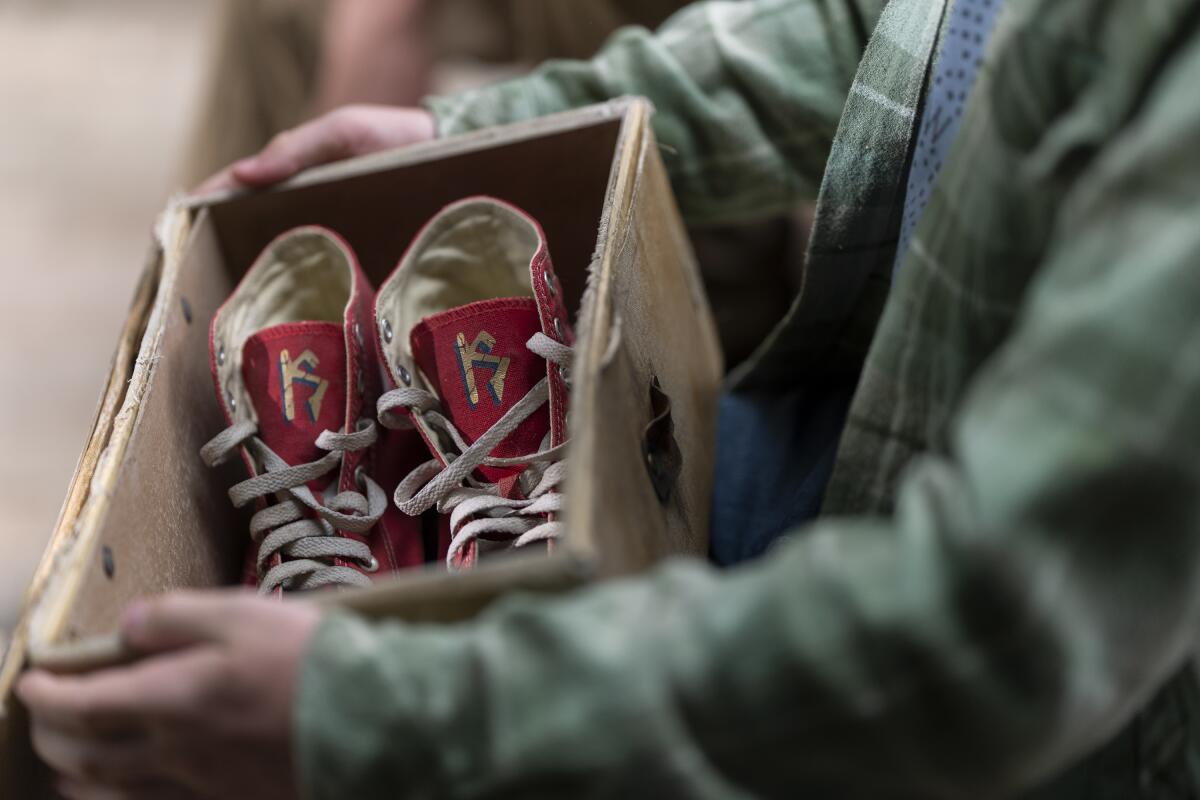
[{"x1": 894, "y1": 0, "x2": 1005, "y2": 275}]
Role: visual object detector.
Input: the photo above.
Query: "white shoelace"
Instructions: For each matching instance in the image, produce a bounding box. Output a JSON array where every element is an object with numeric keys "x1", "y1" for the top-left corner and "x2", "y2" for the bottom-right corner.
[
  {"x1": 377, "y1": 332, "x2": 573, "y2": 568},
  {"x1": 201, "y1": 419, "x2": 387, "y2": 593}
]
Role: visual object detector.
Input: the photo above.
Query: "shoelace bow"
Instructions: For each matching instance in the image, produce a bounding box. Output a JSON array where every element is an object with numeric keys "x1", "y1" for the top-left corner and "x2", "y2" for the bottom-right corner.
[
  {"x1": 377, "y1": 332, "x2": 573, "y2": 568},
  {"x1": 201, "y1": 419, "x2": 387, "y2": 593}
]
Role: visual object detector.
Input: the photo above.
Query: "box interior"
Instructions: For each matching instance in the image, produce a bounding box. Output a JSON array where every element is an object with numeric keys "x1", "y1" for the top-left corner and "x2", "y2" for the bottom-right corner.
[
  {"x1": 59, "y1": 119, "x2": 622, "y2": 639},
  {"x1": 211, "y1": 120, "x2": 620, "y2": 304}
]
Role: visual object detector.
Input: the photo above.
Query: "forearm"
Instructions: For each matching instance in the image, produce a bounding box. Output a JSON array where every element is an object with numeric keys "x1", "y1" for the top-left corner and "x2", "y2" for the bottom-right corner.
[
  {"x1": 297, "y1": 459, "x2": 1200, "y2": 800},
  {"x1": 425, "y1": 0, "x2": 888, "y2": 225},
  {"x1": 315, "y1": 0, "x2": 434, "y2": 111}
]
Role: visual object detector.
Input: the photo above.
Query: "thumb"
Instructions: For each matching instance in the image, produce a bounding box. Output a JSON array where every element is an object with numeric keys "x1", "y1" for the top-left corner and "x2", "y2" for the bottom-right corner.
[{"x1": 120, "y1": 590, "x2": 252, "y2": 654}]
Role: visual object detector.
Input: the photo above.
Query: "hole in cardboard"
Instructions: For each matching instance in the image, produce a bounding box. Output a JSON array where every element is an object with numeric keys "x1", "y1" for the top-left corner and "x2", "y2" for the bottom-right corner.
[{"x1": 643, "y1": 376, "x2": 682, "y2": 505}]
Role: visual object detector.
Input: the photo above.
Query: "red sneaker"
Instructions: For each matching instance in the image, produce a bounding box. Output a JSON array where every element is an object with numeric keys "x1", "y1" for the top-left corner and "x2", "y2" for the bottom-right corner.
[
  {"x1": 202, "y1": 227, "x2": 423, "y2": 593},
  {"x1": 373, "y1": 198, "x2": 575, "y2": 569}
]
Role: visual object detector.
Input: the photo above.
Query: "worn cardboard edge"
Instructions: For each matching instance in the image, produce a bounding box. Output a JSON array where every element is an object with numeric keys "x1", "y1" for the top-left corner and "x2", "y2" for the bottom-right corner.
[
  {"x1": 0, "y1": 238, "x2": 166, "y2": 711},
  {"x1": 565, "y1": 100, "x2": 652, "y2": 565},
  {"x1": 3, "y1": 204, "x2": 194, "y2": 682},
  {"x1": 4, "y1": 251, "x2": 157, "y2": 621}
]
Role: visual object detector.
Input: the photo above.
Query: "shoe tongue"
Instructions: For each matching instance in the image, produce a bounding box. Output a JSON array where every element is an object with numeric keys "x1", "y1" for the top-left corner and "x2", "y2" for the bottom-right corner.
[
  {"x1": 241, "y1": 322, "x2": 348, "y2": 466},
  {"x1": 410, "y1": 298, "x2": 548, "y2": 480}
]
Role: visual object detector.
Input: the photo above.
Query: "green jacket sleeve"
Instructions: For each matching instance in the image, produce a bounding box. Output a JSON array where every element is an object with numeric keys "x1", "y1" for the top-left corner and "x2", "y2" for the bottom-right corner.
[
  {"x1": 297, "y1": 20, "x2": 1200, "y2": 800},
  {"x1": 425, "y1": 0, "x2": 888, "y2": 225}
]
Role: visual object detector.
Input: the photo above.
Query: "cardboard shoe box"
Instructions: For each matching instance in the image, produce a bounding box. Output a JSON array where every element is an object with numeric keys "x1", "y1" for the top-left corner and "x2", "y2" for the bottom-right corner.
[{"x1": 0, "y1": 97, "x2": 723, "y2": 795}]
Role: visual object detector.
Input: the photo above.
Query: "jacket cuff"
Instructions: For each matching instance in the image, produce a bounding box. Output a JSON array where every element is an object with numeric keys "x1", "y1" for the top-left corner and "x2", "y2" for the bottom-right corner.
[{"x1": 423, "y1": 73, "x2": 558, "y2": 139}]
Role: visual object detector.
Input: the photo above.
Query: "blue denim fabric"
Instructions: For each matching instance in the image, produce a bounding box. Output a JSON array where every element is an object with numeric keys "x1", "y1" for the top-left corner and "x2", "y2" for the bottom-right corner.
[
  {"x1": 709, "y1": 382, "x2": 855, "y2": 566},
  {"x1": 895, "y1": 0, "x2": 1006, "y2": 275}
]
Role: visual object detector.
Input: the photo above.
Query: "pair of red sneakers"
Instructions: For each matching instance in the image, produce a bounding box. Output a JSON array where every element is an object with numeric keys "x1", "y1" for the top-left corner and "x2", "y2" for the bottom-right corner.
[{"x1": 200, "y1": 197, "x2": 574, "y2": 593}]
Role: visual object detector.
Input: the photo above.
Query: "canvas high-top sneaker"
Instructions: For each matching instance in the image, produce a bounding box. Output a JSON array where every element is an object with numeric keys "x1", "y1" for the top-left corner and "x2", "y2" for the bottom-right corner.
[
  {"x1": 373, "y1": 197, "x2": 575, "y2": 569},
  {"x1": 202, "y1": 227, "x2": 424, "y2": 593}
]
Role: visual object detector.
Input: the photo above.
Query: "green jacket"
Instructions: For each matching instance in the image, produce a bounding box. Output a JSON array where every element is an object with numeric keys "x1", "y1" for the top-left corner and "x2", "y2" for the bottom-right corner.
[{"x1": 298, "y1": 1, "x2": 1200, "y2": 796}]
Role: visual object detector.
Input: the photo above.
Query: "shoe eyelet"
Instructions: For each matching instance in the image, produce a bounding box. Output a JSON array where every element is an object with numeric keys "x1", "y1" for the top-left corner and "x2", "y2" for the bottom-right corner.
[
  {"x1": 226, "y1": 390, "x2": 237, "y2": 412},
  {"x1": 381, "y1": 318, "x2": 394, "y2": 344},
  {"x1": 543, "y1": 270, "x2": 557, "y2": 297},
  {"x1": 362, "y1": 554, "x2": 380, "y2": 573},
  {"x1": 553, "y1": 318, "x2": 565, "y2": 340},
  {"x1": 353, "y1": 465, "x2": 367, "y2": 486},
  {"x1": 398, "y1": 364, "x2": 412, "y2": 386},
  {"x1": 354, "y1": 322, "x2": 364, "y2": 347},
  {"x1": 217, "y1": 343, "x2": 226, "y2": 366},
  {"x1": 356, "y1": 368, "x2": 365, "y2": 394}
]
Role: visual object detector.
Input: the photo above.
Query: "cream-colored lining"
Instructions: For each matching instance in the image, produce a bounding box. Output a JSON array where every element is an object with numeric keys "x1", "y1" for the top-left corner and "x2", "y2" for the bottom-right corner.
[
  {"x1": 376, "y1": 199, "x2": 540, "y2": 386},
  {"x1": 212, "y1": 228, "x2": 353, "y2": 424}
]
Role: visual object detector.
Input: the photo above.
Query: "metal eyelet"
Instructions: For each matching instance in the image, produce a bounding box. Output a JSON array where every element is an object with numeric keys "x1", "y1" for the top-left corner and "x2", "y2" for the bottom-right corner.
[
  {"x1": 362, "y1": 554, "x2": 380, "y2": 573},
  {"x1": 356, "y1": 367, "x2": 365, "y2": 394},
  {"x1": 398, "y1": 364, "x2": 412, "y2": 386},
  {"x1": 217, "y1": 344, "x2": 226, "y2": 366},
  {"x1": 381, "y1": 318, "x2": 394, "y2": 344},
  {"x1": 553, "y1": 317, "x2": 565, "y2": 340},
  {"x1": 543, "y1": 270, "x2": 557, "y2": 297},
  {"x1": 226, "y1": 391, "x2": 237, "y2": 412},
  {"x1": 354, "y1": 322, "x2": 364, "y2": 347}
]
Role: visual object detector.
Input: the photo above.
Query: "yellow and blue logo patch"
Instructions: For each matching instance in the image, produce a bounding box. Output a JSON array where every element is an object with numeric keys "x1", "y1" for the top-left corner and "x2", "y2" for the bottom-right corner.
[{"x1": 455, "y1": 331, "x2": 510, "y2": 409}]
